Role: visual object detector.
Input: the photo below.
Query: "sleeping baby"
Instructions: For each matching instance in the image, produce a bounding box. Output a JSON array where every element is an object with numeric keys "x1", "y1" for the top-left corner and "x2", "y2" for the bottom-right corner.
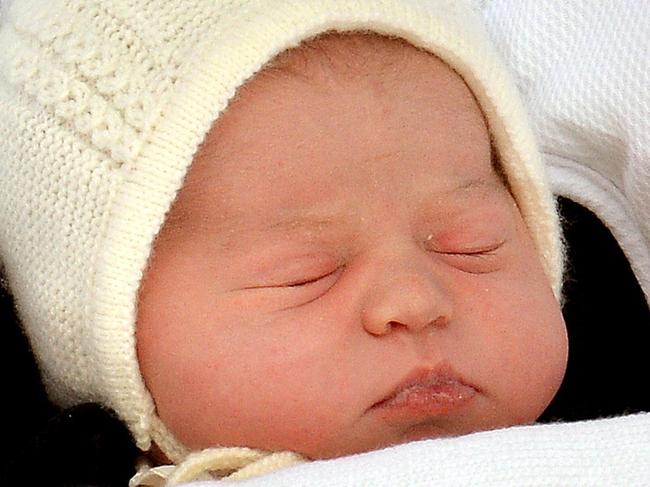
[{"x1": 0, "y1": 0, "x2": 569, "y2": 485}]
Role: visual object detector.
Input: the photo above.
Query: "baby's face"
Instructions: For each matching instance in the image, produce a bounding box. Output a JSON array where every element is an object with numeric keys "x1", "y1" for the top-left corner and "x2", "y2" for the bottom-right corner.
[{"x1": 137, "y1": 35, "x2": 567, "y2": 460}]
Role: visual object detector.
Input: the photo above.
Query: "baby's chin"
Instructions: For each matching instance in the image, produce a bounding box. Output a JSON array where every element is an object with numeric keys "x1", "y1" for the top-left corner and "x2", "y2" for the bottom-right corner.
[
  {"x1": 296, "y1": 431, "x2": 455, "y2": 460},
  {"x1": 296, "y1": 406, "x2": 545, "y2": 460},
  {"x1": 292, "y1": 422, "x2": 493, "y2": 461},
  {"x1": 151, "y1": 414, "x2": 519, "y2": 464}
]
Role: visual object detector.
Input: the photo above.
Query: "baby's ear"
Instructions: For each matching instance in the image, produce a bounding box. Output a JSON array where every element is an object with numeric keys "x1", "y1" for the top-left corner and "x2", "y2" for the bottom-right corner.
[{"x1": 1, "y1": 403, "x2": 139, "y2": 487}]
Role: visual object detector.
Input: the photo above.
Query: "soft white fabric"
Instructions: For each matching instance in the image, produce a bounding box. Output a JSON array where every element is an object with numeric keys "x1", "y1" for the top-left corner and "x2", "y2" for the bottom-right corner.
[
  {"x1": 483, "y1": 0, "x2": 650, "y2": 303},
  {"x1": 0, "y1": 1, "x2": 10, "y2": 26},
  {"x1": 185, "y1": 413, "x2": 650, "y2": 486},
  {"x1": 178, "y1": 2, "x2": 650, "y2": 485}
]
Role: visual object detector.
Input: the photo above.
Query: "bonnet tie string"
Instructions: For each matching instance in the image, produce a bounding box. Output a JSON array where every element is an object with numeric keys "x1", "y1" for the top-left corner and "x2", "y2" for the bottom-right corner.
[{"x1": 129, "y1": 447, "x2": 305, "y2": 486}]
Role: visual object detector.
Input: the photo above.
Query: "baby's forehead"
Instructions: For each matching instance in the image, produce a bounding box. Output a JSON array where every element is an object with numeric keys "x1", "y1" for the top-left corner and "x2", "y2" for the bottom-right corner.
[
  {"x1": 204, "y1": 32, "x2": 488, "y2": 167},
  {"x1": 234, "y1": 32, "x2": 478, "y2": 113},
  {"x1": 261, "y1": 32, "x2": 420, "y2": 82},
  {"x1": 169, "y1": 33, "x2": 496, "y2": 241}
]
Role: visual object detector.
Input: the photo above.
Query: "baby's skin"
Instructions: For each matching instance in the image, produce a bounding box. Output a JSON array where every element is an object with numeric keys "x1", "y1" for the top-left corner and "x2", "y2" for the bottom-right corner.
[{"x1": 136, "y1": 33, "x2": 568, "y2": 461}]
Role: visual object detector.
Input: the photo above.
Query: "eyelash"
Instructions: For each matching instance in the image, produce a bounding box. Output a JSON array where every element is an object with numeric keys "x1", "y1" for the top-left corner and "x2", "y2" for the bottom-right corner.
[
  {"x1": 281, "y1": 243, "x2": 504, "y2": 287},
  {"x1": 276, "y1": 241, "x2": 504, "y2": 287},
  {"x1": 282, "y1": 268, "x2": 340, "y2": 288},
  {"x1": 438, "y1": 247, "x2": 500, "y2": 258},
  {"x1": 433, "y1": 240, "x2": 505, "y2": 256},
  {"x1": 432, "y1": 241, "x2": 505, "y2": 274}
]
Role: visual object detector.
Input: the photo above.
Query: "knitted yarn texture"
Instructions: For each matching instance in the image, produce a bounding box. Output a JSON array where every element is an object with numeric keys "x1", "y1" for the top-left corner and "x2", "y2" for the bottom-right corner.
[
  {"x1": 0, "y1": 0, "x2": 561, "y2": 469},
  {"x1": 186, "y1": 413, "x2": 650, "y2": 487},
  {"x1": 483, "y1": 0, "x2": 650, "y2": 303}
]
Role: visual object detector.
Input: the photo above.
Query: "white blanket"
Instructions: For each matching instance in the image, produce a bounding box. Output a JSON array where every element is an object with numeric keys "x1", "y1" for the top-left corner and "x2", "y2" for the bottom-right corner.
[
  {"x1": 185, "y1": 2, "x2": 650, "y2": 485},
  {"x1": 484, "y1": 0, "x2": 650, "y2": 303},
  {"x1": 188, "y1": 414, "x2": 650, "y2": 486}
]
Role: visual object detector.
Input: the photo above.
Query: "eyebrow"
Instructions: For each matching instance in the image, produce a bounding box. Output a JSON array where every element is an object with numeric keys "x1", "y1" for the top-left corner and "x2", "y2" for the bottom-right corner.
[
  {"x1": 206, "y1": 214, "x2": 339, "y2": 255},
  {"x1": 257, "y1": 177, "x2": 501, "y2": 232},
  {"x1": 451, "y1": 176, "x2": 502, "y2": 194},
  {"x1": 412, "y1": 173, "x2": 503, "y2": 204},
  {"x1": 449, "y1": 178, "x2": 479, "y2": 193},
  {"x1": 263, "y1": 214, "x2": 340, "y2": 233}
]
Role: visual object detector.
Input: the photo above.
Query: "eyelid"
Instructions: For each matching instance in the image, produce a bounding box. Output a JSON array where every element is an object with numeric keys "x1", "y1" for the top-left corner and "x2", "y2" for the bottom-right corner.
[
  {"x1": 431, "y1": 240, "x2": 506, "y2": 275},
  {"x1": 438, "y1": 241, "x2": 505, "y2": 256},
  {"x1": 431, "y1": 239, "x2": 506, "y2": 256},
  {"x1": 243, "y1": 254, "x2": 342, "y2": 291},
  {"x1": 282, "y1": 267, "x2": 340, "y2": 287}
]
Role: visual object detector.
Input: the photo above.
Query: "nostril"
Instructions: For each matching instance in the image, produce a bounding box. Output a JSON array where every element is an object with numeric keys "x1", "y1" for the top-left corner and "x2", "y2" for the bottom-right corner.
[{"x1": 430, "y1": 316, "x2": 449, "y2": 329}]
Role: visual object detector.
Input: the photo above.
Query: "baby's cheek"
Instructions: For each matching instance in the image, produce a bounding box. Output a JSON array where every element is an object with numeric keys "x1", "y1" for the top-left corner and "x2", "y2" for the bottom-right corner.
[
  {"x1": 528, "y1": 308, "x2": 568, "y2": 412},
  {"x1": 166, "y1": 323, "x2": 360, "y2": 457},
  {"x1": 491, "y1": 286, "x2": 567, "y2": 423}
]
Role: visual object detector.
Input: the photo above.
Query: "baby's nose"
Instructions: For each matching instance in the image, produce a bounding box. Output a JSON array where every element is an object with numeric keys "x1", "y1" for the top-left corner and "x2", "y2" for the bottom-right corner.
[{"x1": 360, "y1": 260, "x2": 451, "y2": 337}]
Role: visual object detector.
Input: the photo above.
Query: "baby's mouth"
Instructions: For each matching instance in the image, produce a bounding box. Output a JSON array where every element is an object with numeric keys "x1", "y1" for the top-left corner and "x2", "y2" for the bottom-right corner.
[{"x1": 370, "y1": 365, "x2": 478, "y2": 423}]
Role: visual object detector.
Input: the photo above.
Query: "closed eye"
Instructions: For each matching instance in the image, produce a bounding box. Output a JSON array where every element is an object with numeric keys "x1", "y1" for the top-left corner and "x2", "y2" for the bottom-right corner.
[
  {"x1": 235, "y1": 265, "x2": 341, "y2": 311},
  {"x1": 241, "y1": 267, "x2": 341, "y2": 290},
  {"x1": 434, "y1": 241, "x2": 506, "y2": 274},
  {"x1": 438, "y1": 248, "x2": 500, "y2": 258},
  {"x1": 435, "y1": 240, "x2": 505, "y2": 257},
  {"x1": 283, "y1": 268, "x2": 340, "y2": 287},
  {"x1": 267, "y1": 266, "x2": 343, "y2": 310}
]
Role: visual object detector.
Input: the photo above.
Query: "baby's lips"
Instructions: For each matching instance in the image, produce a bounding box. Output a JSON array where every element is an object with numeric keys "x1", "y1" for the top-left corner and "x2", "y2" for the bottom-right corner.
[{"x1": 370, "y1": 364, "x2": 478, "y2": 423}]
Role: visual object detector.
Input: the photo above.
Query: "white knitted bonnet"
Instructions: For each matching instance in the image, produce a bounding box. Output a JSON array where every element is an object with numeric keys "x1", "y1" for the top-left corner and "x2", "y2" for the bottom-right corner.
[{"x1": 0, "y1": 0, "x2": 562, "y2": 463}]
